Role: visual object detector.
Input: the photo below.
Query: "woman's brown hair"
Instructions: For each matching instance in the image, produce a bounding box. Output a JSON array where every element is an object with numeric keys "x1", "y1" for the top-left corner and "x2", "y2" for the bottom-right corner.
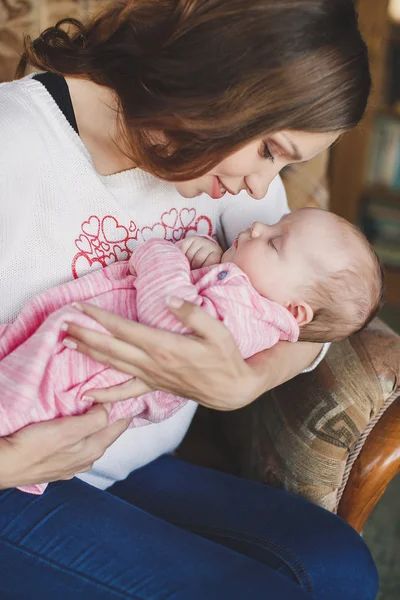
[{"x1": 16, "y1": 0, "x2": 371, "y2": 181}]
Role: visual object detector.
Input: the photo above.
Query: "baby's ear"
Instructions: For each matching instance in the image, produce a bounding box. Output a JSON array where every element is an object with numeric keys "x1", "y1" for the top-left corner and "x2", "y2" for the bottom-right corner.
[{"x1": 286, "y1": 301, "x2": 314, "y2": 326}]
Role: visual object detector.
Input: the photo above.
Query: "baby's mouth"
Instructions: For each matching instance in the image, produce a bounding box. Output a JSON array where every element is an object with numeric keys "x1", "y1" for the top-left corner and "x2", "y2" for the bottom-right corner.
[{"x1": 233, "y1": 238, "x2": 238, "y2": 248}]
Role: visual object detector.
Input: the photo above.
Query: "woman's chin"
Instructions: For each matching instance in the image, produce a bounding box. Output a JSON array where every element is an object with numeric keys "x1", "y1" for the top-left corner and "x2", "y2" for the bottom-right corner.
[{"x1": 174, "y1": 183, "x2": 204, "y2": 199}]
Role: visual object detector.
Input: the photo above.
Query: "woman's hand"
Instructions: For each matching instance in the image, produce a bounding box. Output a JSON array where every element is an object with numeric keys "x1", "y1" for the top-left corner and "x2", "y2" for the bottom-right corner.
[
  {"x1": 61, "y1": 299, "x2": 324, "y2": 412},
  {"x1": 62, "y1": 299, "x2": 261, "y2": 411},
  {"x1": 0, "y1": 405, "x2": 131, "y2": 489}
]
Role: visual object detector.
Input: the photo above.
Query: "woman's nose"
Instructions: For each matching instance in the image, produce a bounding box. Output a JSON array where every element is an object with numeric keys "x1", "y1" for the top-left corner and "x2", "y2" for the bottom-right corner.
[
  {"x1": 245, "y1": 179, "x2": 269, "y2": 200},
  {"x1": 223, "y1": 178, "x2": 244, "y2": 195},
  {"x1": 246, "y1": 164, "x2": 281, "y2": 199}
]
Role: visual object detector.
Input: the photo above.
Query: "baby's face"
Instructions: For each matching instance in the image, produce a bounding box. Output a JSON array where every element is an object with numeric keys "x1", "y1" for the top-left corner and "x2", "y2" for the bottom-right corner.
[{"x1": 222, "y1": 209, "x2": 345, "y2": 306}]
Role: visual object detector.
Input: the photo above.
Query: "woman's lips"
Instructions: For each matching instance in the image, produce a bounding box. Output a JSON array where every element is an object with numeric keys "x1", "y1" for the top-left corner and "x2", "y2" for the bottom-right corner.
[{"x1": 210, "y1": 176, "x2": 225, "y2": 199}]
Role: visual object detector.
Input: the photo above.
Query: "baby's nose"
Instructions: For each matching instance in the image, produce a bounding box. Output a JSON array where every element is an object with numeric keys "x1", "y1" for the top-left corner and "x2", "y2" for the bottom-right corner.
[{"x1": 250, "y1": 221, "x2": 264, "y2": 238}]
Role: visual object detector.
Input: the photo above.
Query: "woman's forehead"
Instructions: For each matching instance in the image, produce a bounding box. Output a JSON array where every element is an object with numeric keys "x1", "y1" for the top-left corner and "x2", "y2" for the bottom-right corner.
[{"x1": 283, "y1": 130, "x2": 341, "y2": 161}]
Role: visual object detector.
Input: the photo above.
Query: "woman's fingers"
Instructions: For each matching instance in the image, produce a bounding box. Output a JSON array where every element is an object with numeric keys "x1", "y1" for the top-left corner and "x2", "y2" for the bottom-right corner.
[
  {"x1": 62, "y1": 300, "x2": 253, "y2": 411},
  {"x1": 70, "y1": 303, "x2": 170, "y2": 351},
  {"x1": 1, "y1": 407, "x2": 131, "y2": 488},
  {"x1": 84, "y1": 416, "x2": 132, "y2": 457},
  {"x1": 167, "y1": 297, "x2": 230, "y2": 342},
  {"x1": 40, "y1": 404, "x2": 110, "y2": 446},
  {"x1": 88, "y1": 378, "x2": 153, "y2": 403},
  {"x1": 60, "y1": 418, "x2": 132, "y2": 478},
  {"x1": 63, "y1": 324, "x2": 147, "y2": 373}
]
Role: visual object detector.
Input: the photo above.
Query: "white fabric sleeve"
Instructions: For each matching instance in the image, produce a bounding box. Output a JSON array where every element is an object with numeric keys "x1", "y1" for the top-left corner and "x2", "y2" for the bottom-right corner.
[
  {"x1": 301, "y1": 340, "x2": 330, "y2": 372},
  {"x1": 217, "y1": 174, "x2": 330, "y2": 372}
]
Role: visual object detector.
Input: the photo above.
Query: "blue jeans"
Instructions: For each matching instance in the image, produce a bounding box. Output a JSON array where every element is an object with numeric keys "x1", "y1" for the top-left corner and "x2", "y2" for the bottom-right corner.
[{"x1": 0, "y1": 455, "x2": 378, "y2": 599}]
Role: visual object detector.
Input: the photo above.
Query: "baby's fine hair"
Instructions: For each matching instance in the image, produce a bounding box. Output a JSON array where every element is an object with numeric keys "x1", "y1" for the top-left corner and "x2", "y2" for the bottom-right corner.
[{"x1": 299, "y1": 217, "x2": 385, "y2": 343}]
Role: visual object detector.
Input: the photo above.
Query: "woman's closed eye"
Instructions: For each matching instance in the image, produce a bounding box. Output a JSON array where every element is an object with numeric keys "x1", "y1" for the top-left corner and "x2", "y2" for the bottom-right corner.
[
  {"x1": 260, "y1": 139, "x2": 283, "y2": 162},
  {"x1": 261, "y1": 142, "x2": 275, "y2": 162}
]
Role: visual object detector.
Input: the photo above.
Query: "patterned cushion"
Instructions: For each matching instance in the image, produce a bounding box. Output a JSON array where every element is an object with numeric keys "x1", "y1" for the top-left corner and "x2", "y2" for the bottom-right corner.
[{"x1": 214, "y1": 319, "x2": 400, "y2": 511}]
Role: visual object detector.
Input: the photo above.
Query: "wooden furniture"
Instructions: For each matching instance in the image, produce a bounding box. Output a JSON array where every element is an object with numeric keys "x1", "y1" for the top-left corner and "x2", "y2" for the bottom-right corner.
[
  {"x1": 339, "y1": 396, "x2": 400, "y2": 532},
  {"x1": 330, "y1": 0, "x2": 400, "y2": 307},
  {"x1": 178, "y1": 318, "x2": 400, "y2": 533},
  {"x1": 330, "y1": 0, "x2": 390, "y2": 223}
]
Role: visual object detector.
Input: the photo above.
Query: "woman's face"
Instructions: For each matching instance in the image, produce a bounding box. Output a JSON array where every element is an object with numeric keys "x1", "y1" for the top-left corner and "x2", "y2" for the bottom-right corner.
[{"x1": 174, "y1": 130, "x2": 340, "y2": 200}]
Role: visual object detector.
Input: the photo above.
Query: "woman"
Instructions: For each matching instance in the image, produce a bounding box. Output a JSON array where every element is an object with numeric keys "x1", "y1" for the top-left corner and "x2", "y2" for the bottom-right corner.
[{"x1": 0, "y1": 1, "x2": 378, "y2": 598}]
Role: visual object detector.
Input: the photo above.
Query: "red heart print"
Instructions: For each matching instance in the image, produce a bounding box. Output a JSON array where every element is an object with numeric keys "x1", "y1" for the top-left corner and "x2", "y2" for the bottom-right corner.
[
  {"x1": 102, "y1": 216, "x2": 129, "y2": 243},
  {"x1": 194, "y1": 215, "x2": 213, "y2": 236},
  {"x1": 113, "y1": 245, "x2": 129, "y2": 262},
  {"x1": 180, "y1": 208, "x2": 196, "y2": 228},
  {"x1": 139, "y1": 223, "x2": 166, "y2": 242},
  {"x1": 161, "y1": 209, "x2": 178, "y2": 229},
  {"x1": 72, "y1": 253, "x2": 104, "y2": 279},
  {"x1": 82, "y1": 216, "x2": 100, "y2": 238},
  {"x1": 104, "y1": 253, "x2": 117, "y2": 265},
  {"x1": 75, "y1": 235, "x2": 92, "y2": 253},
  {"x1": 125, "y1": 238, "x2": 137, "y2": 253},
  {"x1": 173, "y1": 228, "x2": 184, "y2": 241}
]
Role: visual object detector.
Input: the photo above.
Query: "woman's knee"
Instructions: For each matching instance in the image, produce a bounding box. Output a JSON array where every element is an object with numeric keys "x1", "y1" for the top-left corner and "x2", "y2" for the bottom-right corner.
[{"x1": 300, "y1": 507, "x2": 379, "y2": 600}]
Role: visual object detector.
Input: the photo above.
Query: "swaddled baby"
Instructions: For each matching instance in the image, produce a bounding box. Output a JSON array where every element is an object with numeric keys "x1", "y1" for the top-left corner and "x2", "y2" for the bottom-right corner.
[{"x1": 0, "y1": 207, "x2": 383, "y2": 493}]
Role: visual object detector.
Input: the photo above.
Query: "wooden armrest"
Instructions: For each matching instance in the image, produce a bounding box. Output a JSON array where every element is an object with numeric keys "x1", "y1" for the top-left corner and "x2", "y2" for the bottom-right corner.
[
  {"x1": 178, "y1": 319, "x2": 400, "y2": 520},
  {"x1": 337, "y1": 395, "x2": 400, "y2": 532}
]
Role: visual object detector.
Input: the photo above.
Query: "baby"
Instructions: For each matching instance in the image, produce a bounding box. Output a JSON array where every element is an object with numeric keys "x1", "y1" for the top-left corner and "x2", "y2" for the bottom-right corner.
[
  {"x1": 0, "y1": 207, "x2": 383, "y2": 494},
  {"x1": 179, "y1": 207, "x2": 384, "y2": 343}
]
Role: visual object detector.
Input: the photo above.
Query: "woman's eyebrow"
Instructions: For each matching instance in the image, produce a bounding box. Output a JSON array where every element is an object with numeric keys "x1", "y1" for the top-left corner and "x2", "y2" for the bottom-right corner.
[
  {"x1": 281, "y1": 134, "x2": 303, "y2": 161},
  {"x1": 289, "y1": 143, "x2": 303, "y2": 161}
]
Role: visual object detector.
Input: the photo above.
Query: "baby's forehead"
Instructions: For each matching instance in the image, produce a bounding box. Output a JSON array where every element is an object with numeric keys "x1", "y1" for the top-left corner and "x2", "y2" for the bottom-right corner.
[
  {"x1": 293, "y1": 209, "x2": 371, "y2": 269},
  {"x1": 285, "y1": 209, "x2": 360, "y2": 265},
  {"x1": 284, "y1": 208, "x2": 340, "y2": 239}
]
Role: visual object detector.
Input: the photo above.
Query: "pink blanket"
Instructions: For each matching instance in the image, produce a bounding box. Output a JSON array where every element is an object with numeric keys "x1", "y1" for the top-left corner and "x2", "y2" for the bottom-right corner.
[{"x1": 0, "y1": 239, "x2": 299, "y2": 493}]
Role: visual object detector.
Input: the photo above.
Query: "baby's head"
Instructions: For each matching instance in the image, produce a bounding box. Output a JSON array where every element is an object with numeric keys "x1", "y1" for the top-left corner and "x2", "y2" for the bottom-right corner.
[{"x1": 222, "y1": 208, "x2": 384, "y2": 342}]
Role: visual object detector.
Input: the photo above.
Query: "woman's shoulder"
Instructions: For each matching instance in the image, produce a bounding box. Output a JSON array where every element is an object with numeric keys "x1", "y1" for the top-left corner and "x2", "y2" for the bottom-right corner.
[
  {"x1": 0, "y1": 76, "x2": 53, "y2": 157},
  {"x1": 0, "y1": 77, "x2": 35, "y2": 130}
]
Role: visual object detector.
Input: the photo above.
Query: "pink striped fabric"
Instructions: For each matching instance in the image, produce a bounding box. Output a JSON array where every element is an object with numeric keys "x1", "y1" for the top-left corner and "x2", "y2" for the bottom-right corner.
[{"x1": 0, "y1": 239, "x2": 299, "y2": 493}]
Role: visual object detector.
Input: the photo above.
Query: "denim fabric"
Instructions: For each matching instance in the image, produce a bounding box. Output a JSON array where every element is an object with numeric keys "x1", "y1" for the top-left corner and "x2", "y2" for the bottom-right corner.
[{"x1": 0, "y1": 455, "x2": 378, "y2": 599}]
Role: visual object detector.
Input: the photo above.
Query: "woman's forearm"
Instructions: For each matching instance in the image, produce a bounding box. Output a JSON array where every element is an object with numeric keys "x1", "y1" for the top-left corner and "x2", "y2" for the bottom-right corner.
[
  {"x1": 0, "y1": 408, "x2": 129, "y2": 490},
  {"x1": 245, "y1": 340, "x2": 324, "y2": 399},
  {"x1": 0, "y1": 437, "x2": 14, "y2": 489}
]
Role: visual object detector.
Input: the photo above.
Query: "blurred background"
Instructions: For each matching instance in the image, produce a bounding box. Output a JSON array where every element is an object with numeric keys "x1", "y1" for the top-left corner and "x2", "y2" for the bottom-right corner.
[
  {"x1": 330, "y1": 0, "x2": 400, "y2": 337},
  {"x1": 0, "y1": 0, "x2": 398, "y2": 598}
]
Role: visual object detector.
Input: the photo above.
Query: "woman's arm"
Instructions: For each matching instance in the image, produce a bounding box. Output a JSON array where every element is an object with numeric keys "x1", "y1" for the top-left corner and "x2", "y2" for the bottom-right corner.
[
  {"x1": 61, "y1": 299, "x2": 323, "y2": 411},
  {"x1": 246, "y1": 338, "x2": 323, "y2": 398},
  {"x1": 0, "y1": 407, "x2": 130, "y2": 489}
]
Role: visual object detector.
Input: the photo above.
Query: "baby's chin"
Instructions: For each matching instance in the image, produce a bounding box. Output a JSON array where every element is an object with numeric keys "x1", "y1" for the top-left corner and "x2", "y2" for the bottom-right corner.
[{"x1": 221, "y1": 247, "x2": 235, "y2": 263}]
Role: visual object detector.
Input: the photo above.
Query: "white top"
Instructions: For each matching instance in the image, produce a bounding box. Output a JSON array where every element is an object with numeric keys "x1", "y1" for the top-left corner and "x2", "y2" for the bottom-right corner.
[{"x1": 0, "y1": 75, "x2": 328, "y2": 489}]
